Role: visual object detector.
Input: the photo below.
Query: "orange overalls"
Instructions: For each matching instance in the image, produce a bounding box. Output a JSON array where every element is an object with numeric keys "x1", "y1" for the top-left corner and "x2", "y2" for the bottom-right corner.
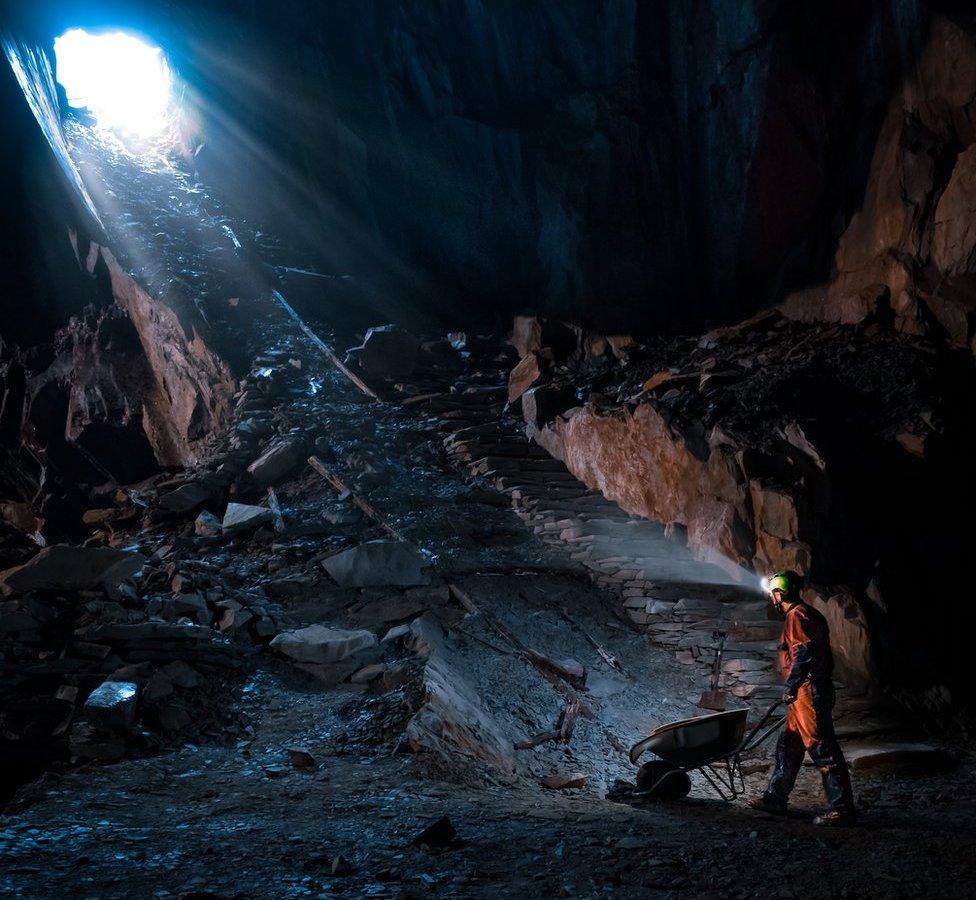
[{"x1": 763, "y1": 603, "x2": 855, "y2": 812}]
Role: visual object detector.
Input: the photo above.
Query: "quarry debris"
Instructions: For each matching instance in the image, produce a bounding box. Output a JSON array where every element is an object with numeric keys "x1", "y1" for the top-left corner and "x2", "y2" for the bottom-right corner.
[
  {"x1": 269, "y1": 624, "x2": 378, "y2": 664},
  {"x1": 347, "y1": 324, "x2": 420, "y2": 381},
  {"x1": 221, "y1": 502, "x2": 274, "y2": 535},
  {"x1": 0, "y1": 545, "x2": 144, "y2": 595},
  {"x1": 322, "y1": 540, "x2": 428, "y2": 588},
  {"x1": 84, "y1": 680, "x2": 138, "y2": 729}
]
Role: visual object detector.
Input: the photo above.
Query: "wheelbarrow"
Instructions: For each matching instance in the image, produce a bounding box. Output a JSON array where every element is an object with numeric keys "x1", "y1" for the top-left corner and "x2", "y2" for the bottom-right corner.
[{"x1": 627, "y1": 700, "x2": 787, "y2": 802}]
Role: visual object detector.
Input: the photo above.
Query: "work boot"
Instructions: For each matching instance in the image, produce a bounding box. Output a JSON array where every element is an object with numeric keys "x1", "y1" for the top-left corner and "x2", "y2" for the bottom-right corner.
[
  {"x1": 747, "y1": 795, "x2": 788, "y2": 815},
  {"x1": 812, "y1": 809, "x2": 857, "y2": 827}
]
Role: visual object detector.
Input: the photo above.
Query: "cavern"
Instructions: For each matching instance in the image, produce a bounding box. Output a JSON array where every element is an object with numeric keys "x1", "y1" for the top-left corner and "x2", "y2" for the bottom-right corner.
[{"x1": 1, "y1": 1, "x2": 976, "y2": 897}]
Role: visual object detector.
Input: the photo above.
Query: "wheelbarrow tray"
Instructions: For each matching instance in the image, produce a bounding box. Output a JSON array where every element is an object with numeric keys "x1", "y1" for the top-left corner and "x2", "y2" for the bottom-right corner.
[
  {"x1": 628, "y1": 708, "x2": 749, "y2": 768},
  {"x1": 626, "y1": 702, "x2": 785, "y2": 802}
]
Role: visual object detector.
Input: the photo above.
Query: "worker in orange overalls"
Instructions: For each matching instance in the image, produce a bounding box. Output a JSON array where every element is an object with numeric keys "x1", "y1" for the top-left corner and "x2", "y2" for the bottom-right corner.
[{"x1": 748, "y1": 571, "x2": 857, "y2": 826}]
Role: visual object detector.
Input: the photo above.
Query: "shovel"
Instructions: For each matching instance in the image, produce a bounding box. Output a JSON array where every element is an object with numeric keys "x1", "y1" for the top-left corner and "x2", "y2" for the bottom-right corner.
[{"x1": 697, "y1": 631, "x2": 727, "y2": 711}]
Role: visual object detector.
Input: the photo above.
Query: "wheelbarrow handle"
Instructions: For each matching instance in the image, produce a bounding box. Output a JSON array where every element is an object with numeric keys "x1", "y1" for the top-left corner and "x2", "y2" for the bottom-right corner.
[{"x1": 739, "y1": 699, "x2": 787, "y2": 753}]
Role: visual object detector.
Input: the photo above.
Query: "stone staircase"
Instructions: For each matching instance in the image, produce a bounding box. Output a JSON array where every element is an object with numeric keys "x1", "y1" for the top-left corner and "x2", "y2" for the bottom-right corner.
[{"x1": 397, "y1": 392, "x2": 787, "y2": 715}]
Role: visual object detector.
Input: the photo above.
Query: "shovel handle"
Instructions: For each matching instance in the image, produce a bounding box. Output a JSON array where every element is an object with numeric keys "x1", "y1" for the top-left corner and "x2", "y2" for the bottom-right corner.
[{"x1": 709, "y1": 632, "x2": 726, "y2": 692}]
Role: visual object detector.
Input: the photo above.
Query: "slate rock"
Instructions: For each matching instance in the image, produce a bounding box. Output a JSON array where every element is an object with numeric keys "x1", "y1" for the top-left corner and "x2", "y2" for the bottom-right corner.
[
  {"x1": 349, "y1": 325, "x2": 420, "y2": 380},
  {"x1": 331, "y1": 855, "x2": 353, "y2": 876},
  {"x1": 247, "y1": 436, "x2": 305, "y2": 487},
  {"x1": 0, "y1": 545, "x2": 144, "y2": 596},
  {"x1": 162, "y1": 660, "x2": 200, "y2": 688},
  {"x1": 411, "y1": 816, "x2": 462, "y2": 849},
  {"x1": 222, "y1": 502, "x2": 274, "y2": 535},
  {"x1": 350, "y1": 663, "x2": 386, "y2": 683},
  {"x1": 270, "y1": 624, "x2": 378, "y2": 664},
  {"x1": 84, "y1": 680, "x2": 138, "y2": 729},
  {"x1": 381, "y1": 623, "x2": 412, "y2": 644},
  {"x1": 541, "y1": 772, "x2": 588, "y2": 790},
  {"x1": 194, "y1": 510, "x2": 222, "y2": 537},
  {"x1": 287, "y1": 747, "x2": 317, "y2": 770},
  {"x1": 507, "y1": 352, "x2": 545, "y2": 403},
  {"x1": 844, "y1": 741, "x2": 953, "y2": 774},
  {"x1": 322, "y1": 540, "x2": 427, "y2": 588},
  {"x1": 158, "y1": 482, "x2": 213, "y2": 514}
]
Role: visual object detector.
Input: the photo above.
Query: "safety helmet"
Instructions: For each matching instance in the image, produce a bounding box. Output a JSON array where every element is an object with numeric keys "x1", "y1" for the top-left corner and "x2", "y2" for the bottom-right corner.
[{"x1": 761, "y1": 570, "x2": 802, "y2": 601}]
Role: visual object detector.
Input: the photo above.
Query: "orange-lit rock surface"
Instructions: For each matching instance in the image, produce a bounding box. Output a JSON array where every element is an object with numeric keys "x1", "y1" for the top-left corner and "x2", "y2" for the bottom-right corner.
[{"x1": 782, "y1": 16, "x2": 976, "y2": 354}]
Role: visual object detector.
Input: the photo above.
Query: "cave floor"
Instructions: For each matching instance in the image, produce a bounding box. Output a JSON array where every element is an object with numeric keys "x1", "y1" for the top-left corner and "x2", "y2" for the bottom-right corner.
[
  {"x1": 3, "y1": 309, "x2": 974, "y2": 899},
  {"x1": 3, "y1": 666, "x2": 975, "y2": 899},
  {"x1": 2, "y1": 124, "x2": 974, "y2": 898}
]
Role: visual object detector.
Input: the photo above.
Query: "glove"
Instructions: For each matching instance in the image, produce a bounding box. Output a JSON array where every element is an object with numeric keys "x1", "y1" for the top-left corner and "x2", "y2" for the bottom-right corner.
[{"x1": 782, "y1": 691, "x2": 797, "y2": 705}]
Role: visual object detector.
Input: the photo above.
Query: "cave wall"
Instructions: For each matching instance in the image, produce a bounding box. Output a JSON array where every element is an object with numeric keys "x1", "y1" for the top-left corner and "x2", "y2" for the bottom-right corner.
[
  {"x1": 178, "y1": 0, "x2": 928, "y2": 332},
  {"x1": 782, "y1": 14, "x2": 976, "y2": 354},
  {"x1": 0, "y1": 35, "x2": 233, "y2": 510},
  {"x1": 3, "y1": 0, "x2": 934, "y2": 334}
]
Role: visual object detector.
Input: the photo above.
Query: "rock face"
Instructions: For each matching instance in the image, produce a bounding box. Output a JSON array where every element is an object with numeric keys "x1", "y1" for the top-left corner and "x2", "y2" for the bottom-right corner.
[
  {"x1": 0, "y1": 545, "x2": 144, "y2": 595},
  {"x1": 96, "y1": 0, "x2": 922, "y2": 334},
  {"x1": 517, "y1": 305, "x2": 976, "y2": 707},
  {"x1": 97, "y1": 246, "x2": 235, "y2": 465},
  {"x1": 537, "y1": 403, "x2": 763, "y2": 580},
  {"x1": 1, "y1": 40, "x2": 234, "y2": 503},
  {"x1": 781, "y1": 16, "x2": 976, "y2": 355}
]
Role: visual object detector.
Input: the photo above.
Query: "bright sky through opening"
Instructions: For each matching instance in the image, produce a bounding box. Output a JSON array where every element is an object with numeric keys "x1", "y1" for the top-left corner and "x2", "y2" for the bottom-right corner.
[{"x1": 53, "y1": 29, "x2": 172, "y2": 138}]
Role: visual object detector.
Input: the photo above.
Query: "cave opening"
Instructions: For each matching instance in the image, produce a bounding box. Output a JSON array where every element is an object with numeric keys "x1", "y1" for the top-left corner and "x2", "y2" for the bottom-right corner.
[{"x1": 52, "y1": 27, "x2": 173, "y2": 140}]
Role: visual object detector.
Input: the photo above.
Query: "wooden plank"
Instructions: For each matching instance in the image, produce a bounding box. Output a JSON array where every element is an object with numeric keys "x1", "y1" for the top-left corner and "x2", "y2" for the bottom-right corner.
[{"x1": 271, "y1": 289, "x2": 379, "y2": 400}]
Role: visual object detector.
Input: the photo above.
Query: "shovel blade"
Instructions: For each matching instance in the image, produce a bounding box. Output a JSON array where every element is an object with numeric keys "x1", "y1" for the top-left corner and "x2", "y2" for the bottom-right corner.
[{"x1": 697, "y1": 690, "x2": 726, "y2": 711}]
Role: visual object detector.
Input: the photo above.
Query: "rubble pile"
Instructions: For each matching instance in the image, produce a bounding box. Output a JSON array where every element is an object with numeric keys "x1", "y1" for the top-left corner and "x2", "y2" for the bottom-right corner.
[{"x1": 0, "y1": 547, "x2": 252, "y2": 784}]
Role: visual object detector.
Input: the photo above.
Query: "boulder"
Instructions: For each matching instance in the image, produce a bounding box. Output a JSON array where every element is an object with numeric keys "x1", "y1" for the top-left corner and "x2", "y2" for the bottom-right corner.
[
  {"x1": 381, "y1": 623, "x2": 412, "y2": 644},
  {"x1": 158, "y1": 482, "x2": 213, "y2": 514},
  {"x1": 350, "y1": 662, "x2": 386, "y2": 683},
  {"x1": 509, "y1": 316, "x2": 578, "y2": 361},
  {"x1": 0, "y1": 500, "x2": 43, "y2": 535},
  {"x1": 162, "y1": 660, "x2": 200, "y2": 688},
  {"x1": 404, "y1": 614, "x2": 446, "y2": 659},
  {"x1": 411, "y1": 816, "x2": 461, "y2": 849},
  {"x1": 222, "y1": 502, "x2": 274, "y2": 535},
  {"x1": 507, "y1": 352, "x2": 545, "y2": 403},
  {"x1": 349, "y1": 590, "x2": 436, "y2": 627},
  {"x1": 194, "y1": 510, "x2": 222, "y2": 537},
  {"x1": 246, "y1": 436, "x2": 305, "y2": 486},
  {"x1": 270, "y1": 624, "x2": 377, "y2": 664},
  {"x1": 294, "y1": 654, "x2": 379, "y2": 687},
  {"x1": 84, "y1": 680, "x2": 138, "y2": 729},
  {"x1": 322, "y1": 540, "x2": 428, "y2": 588},
  {"x1": 0, "y1": 545, "x2": 144, "y2": 596},
  {"x1": 287, "y1": 747, "x2": 317, "y2": 770},
  {"x1": 348, "y1": 325, "x2": 420, "y2": 380},
  {"x1": 510, "y1": 315, "x2": 544, "y2": 358}
]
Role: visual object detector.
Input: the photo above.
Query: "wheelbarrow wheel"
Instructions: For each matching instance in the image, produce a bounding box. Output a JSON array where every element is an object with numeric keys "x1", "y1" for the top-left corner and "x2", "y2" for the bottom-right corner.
[{"x1": 636, "y1": 761, "x2": 692, "y2": 800}]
